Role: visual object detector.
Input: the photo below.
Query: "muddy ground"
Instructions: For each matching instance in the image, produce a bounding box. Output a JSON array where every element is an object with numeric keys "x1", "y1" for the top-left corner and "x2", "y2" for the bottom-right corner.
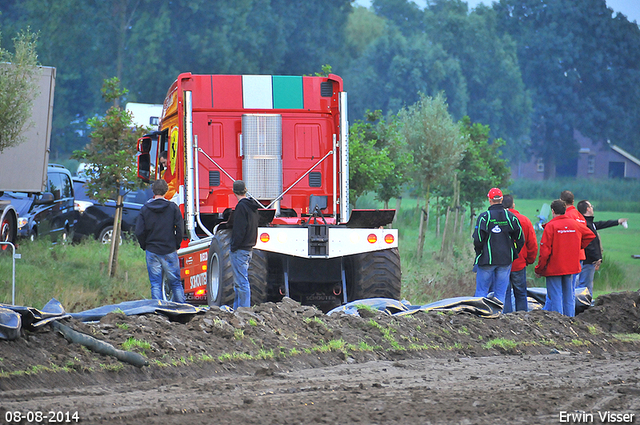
[{"x1": 1, "y1": 291, "x2": 639, "y2": 424}]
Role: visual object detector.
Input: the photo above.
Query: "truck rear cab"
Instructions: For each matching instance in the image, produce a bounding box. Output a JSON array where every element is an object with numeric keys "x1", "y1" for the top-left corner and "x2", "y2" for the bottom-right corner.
[{"x1": 137, "y1": 74, "x2": 400, "y2": 310}]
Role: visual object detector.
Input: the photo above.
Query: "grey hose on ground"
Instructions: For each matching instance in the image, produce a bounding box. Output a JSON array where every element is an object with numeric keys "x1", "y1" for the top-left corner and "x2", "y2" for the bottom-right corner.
[{"x1": 51, "y1": 320, "x2": 148, "y2": 368}]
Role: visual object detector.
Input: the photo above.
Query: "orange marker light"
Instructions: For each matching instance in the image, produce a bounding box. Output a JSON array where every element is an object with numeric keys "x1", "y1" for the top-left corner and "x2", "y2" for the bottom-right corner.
[
  {"x1": 202, "y1": 265, "x2": 207, "y2": 271},
  {"x1": 384, "y1": 234, "x2": 395, "y2": 244},
  {"x1": 367, "y1": 234, "x2": 377, "y2": 244},
  {"x1": 260, "y1": 233, "x2": 270, "y2": 243},
  {"x1": 195, "y1": 289, "x2": 205, "y2": 296},
  {"x1": 185, "y1": 269, "x2": 190, "y2": 275}
]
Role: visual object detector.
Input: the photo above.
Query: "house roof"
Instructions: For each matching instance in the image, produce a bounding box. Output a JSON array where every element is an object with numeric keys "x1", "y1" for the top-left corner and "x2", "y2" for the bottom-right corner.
[{"x1": 610, "y1": 144, "x2": 640, "y2": 168}]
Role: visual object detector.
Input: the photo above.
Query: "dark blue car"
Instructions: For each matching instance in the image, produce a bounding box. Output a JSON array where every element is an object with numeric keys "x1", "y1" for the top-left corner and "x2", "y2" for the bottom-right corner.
[
  {"x1": 0, "y1": 164, "x2": 76, "y2": 243},
  {"x1": 72, "y1": 178, "x2": 153, "y2": 243}
]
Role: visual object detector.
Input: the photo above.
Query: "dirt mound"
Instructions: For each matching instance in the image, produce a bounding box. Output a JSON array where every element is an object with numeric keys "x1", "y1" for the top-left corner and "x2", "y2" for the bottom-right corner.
[
  {"x1": 1, "y1": 291, "x2": 639, "y2": 392},
  {"x1": 577, "y1": 290, "x2": 640, "y2": 333}
]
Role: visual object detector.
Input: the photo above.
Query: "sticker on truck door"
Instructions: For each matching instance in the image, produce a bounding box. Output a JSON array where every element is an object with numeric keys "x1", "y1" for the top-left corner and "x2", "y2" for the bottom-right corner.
[{"x1": 170, "y1": 126, "x2": 178, "y2": 174}]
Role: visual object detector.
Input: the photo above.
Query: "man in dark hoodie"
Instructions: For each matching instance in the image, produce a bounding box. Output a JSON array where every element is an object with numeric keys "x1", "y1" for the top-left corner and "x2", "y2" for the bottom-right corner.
[
  {"x1": 135, "y1": 179, "x2": 184, "y2": 303},
  {"x1": 576, "y1": 200, "x2": 628, "y2": 296},
  {"x1": 230, "y1": 180, "x2": 259, "y2": 309},
  {"x1": 473, "y1": 188, "x2": 524, "y2": 307}
]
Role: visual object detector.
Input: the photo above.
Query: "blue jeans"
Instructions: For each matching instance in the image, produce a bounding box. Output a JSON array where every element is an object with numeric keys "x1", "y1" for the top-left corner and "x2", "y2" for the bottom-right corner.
[
  {"x1": 572, "y1": 261, "x2": 583, "y2": 289},
  {"x1": 230, "y1": 249, "x2": 252, "y2": 309},
  {"x1": 146, "y1": 251, "x2": 184, "y2": 303},
  {"x1": 543, "y1": 275, "x2": 574, "y2": 317},
  {"x1": 475, "y1": 264, "x2": 512, "y2": 306},
  {"x1": 504, "y1": 268, "x2": 528, "y2": 313},
  {"x1": 577, "y1": 263, "x2": 597, "y2": 295}
]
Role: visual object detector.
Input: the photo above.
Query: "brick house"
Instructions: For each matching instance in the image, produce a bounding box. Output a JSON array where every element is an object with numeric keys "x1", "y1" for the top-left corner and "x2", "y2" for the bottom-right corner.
[{"x1": 511, "y1": 130, "x2": 640, "y2": 180}]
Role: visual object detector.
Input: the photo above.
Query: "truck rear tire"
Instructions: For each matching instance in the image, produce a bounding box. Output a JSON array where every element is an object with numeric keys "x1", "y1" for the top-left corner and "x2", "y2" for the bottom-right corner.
[
  {"x1": 347, "y1": 248, "x2": 402, "y2": 301},
  {"x1": 249, "y1": 249, "x2": 268, "y2": 305},
  {"x1": 207, "y1": 230, "x2": 235, "y2": 307},
  {"x1": 206, "y1": 230, "x2": 268, "y2": 307}
]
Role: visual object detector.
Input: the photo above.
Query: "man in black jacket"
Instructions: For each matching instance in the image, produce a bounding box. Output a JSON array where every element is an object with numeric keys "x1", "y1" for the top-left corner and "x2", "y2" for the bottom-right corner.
[
  {"x1": 135, "y1": 179, "x2": 185, "y2": 302},
  {"x1": 576, "y1": 200, "x2": 627, "y2": 295},
  {"x1": 473, "y1": 188, "x2": 524, "y2": 307},
  {"x1": 230, "y1": 180, "x2": 259, "y2": 309}
]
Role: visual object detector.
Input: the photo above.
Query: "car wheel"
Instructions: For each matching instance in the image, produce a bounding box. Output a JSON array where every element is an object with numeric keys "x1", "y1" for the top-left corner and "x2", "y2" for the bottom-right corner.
[
  {"x1": 0, "y1": 213, "x2": 16, "y2": 251},
  {"x1": 98, "y1": 226, "x2": 123, "y2": 245}
]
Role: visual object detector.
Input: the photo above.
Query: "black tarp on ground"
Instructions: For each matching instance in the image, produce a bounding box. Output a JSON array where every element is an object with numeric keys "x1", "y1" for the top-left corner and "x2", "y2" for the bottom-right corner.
[
  {"x1": 0, "y1": 286, "x2": 594, "y2": 340},
  {"x1": 0, "y1": 299, "x2": 206, "y2": 340},
  {"x1": 327, "y1": 287, "x2": 593, "y2": 318},
  {"x1": 327, "y1": 296, "x2": 504, "y2": 318},
  {"x1": 527, "y1": 287, "x2": 592, "y2": 314}
]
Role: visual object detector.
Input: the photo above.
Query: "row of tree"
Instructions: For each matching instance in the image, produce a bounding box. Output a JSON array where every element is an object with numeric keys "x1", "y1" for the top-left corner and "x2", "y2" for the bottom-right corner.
[
  {"x1": 1, "y1": 0, "x2": 640, "y2": 174},
  {"x1": 349, "y1": 92, "x2": 510, "y2": 256},
  {"x1": 0, "y1": 26, "x2": 504, "y2": 263}
]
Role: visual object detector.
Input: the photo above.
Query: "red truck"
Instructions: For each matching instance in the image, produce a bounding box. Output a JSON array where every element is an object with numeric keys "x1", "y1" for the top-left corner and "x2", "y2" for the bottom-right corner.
[{"x1": 137, "y1": 73, "x2": 401, "y2": 311}]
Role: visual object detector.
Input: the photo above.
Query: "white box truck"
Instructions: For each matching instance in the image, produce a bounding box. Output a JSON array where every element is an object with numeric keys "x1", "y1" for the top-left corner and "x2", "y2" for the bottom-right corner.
[{"x1": 0, "y1": 66, "x2": 56, "y2": 247}]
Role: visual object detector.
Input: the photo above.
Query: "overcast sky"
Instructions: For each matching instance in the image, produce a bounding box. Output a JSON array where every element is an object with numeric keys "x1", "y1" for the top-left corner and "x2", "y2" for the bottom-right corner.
[{"x1": 355, "y1": 0, "x2": 640, "y2": 23}]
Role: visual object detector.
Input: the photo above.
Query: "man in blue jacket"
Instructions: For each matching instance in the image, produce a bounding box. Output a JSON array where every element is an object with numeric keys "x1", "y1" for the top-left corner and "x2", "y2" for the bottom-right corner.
[
  {"x1": 135, "y1": 179, "x2": 184, "y2": 303},
  {"x1": 473, "y1": 188, "x2": 524, "y2": 306},
  {"x1": 230, "y1": 180, "x2": 259, "y2": 309}
]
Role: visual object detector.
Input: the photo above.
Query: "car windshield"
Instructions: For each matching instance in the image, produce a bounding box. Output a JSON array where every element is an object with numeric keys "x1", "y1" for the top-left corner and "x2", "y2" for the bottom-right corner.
[
  {"x1": 73, "y1": 180, "x2": 93, "y2": 202},
  {"x1": 73, "y1": 179, "x2": 152, "y2": 205},
  {"x1": 0, "y1": 192, "x2": 35, "y2": 215},
  {"x1": 0, "y1": 191, "x2": 30, "y2": 199}
]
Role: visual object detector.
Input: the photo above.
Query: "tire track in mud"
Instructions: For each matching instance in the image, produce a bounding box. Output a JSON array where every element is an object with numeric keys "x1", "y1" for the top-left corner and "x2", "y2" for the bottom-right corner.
[{"x1": 2, "y1": 352, "x2": 639, "y2": 424}]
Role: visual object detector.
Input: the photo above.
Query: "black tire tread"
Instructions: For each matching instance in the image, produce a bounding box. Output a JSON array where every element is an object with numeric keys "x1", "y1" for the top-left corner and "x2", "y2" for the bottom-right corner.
[
  {"x1": 348, "y1": 248, "x2": 402, "y2": 301},
  {"x1": 207, "y1": 230, "x2": 234, "y2": 306},
  {"x1": 249, "y1": 249, "x2": 268, "y2": 305}
]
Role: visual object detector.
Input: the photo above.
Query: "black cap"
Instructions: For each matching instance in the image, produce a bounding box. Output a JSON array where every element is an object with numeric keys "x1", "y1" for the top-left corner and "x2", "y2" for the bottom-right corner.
[{"x1": 233, "y1": 180, "x2": 247, "y2": 195}]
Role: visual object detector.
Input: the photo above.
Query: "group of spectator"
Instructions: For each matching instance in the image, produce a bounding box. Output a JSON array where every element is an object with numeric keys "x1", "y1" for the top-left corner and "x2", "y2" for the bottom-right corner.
[
  {"x1": 473, "y1": 188, "x2": 627, "y2": 317},
  {"x1": 135, "y1": 151, "x2": 259, "y2": 308}
]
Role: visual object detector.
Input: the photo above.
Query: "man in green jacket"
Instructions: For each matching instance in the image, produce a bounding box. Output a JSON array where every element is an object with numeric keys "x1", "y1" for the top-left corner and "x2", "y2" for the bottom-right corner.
[{"x1": 473, "y1": 188, "x2": 524, "y2": 307}]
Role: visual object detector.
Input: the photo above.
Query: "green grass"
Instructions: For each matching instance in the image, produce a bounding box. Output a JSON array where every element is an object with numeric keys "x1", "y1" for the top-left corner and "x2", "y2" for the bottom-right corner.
[
  {"x1": 0, "y1": 238, "x2": 149, "y2": 311},
  {"x1": 121, "y1": 337, "x2": 151, "y2": 352},
  {"x1": 483, "y1": 338, "x2": 518, "y2": 350},
  {"x1": 1, "y1": 188, "x2": 637, "y2": 312},
  {"x1": 614, "y1": 333, "x2": 640, "y2": 342}
]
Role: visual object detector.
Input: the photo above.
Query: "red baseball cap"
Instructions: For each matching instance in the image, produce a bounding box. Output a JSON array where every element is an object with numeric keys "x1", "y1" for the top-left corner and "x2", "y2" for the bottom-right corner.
[{"x1": 487, "y1": 188, "x2": 503, "y2": 199}]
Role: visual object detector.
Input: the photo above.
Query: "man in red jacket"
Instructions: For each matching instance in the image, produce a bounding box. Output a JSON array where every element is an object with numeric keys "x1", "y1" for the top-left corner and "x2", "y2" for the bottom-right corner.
[
  {"x1": 502, "y1": 195, "x2": 538, "y2": 312},
  {"x1": 535, "y1": 200, "x2": 595, "y2": 316},
  {"x1": 560, "y1": 190, "x2": 588, "y2": 288}
]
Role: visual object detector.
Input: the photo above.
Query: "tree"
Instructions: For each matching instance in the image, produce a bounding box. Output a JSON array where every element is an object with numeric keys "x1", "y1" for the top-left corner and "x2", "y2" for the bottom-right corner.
[
  {"x1": 372, "y1": 0, "x2": 422, "y2": 37},
  {"x1": 269, "y1": 0, "x2": 352, "y2": 75},
  {"x1": 344, "y1": 27, "x2": 468, "y2": 121},
  {"x1": 347, "y1": 110, "x2": 410, "y2": 209},
  {"x1": 424, "y1": 2, "x2": 532, "y2": 161},
  {"x1": 343, "y1": 6, "x2": 388, "y2": 63},
  {"x1": 495, "y1": 0, "x2": 640, "y2": 174},
  {"x1": 367, "y1": 112, "x2": 412, "y2": 209},
  {"x1": 72, "y1": 77, "x2": 148, "y2": 277},
  {"x1": 457, "y1": 116, "x2": 511, "y2": 226},
  {"x1": 398, "y1": 93, "x2": 466, "y2": 258},
  {"x1": 348, "y1": 115, "x2": 395, "y2": 207},
  {"x1": 0, "y1": 28, "x2": 39, "y2": 153}
]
